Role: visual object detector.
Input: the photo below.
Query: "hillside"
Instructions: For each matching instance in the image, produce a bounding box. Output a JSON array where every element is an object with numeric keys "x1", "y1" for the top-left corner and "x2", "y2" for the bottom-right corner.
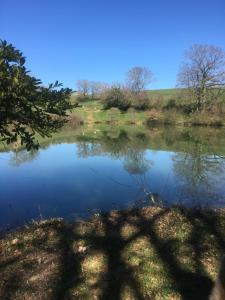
[{"x1": 147, "y1": 88, "x2": 181, "y2": 99}]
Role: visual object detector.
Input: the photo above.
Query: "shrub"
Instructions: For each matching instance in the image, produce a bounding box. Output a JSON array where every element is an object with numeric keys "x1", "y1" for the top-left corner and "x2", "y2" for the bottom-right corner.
[
  {"x1": 131, "y1": 92, "x2": 150, "y2": 110},
  {"x1": 162, "y1": 111, "x2": 179, "y2": 124},
  {"x1": 206, "y1": 101, "x2": 225, "y2": 116},
  {"x1": 163, "y1": 99, "x2": 177, "y2": 110},
  {"x1": 181, "y1": 103, "x2": 198, "y2": 114},
  {"x1": 146, "y1": 109, "x2": 161, "y2": 125},
  {"x1": 191, "y1": 111, "x2": 224, "y2": 127},
  {"x1": 66, "y1": 114, "x2": 84, "y2": 128},
  {"x1": 148, "y1": 93, "x2": 165, "y2": 110},
  {"x1": 76, "y1": 94, "x2": 91, "y2": 102},
  {"x1": 102, "y1": 86, "x2": 131, "y2": 111},
  {"x1": 163, "y1": 98, "x2": 199, "y2": 115}
]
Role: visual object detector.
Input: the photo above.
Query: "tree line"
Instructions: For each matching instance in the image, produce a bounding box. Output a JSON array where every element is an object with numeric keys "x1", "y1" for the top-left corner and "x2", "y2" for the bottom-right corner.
[
  {"x1": 76, "y1": 44, "x2": 225, "y2": 113},
  {"x1": 1, "y1": 40, "x2": 225, "y2": 150},
  {"x1": 75, "y1": 67, "x2": 154, "y2": 110}
]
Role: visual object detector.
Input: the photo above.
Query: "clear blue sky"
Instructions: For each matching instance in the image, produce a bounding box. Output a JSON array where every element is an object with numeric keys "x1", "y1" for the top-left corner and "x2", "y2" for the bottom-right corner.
[{"x1": 1, "y1": 0, "x2": 225, "y2": 89}]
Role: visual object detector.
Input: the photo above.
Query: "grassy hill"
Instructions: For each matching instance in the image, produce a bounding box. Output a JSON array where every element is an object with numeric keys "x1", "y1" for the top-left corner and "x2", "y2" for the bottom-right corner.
[
  {"x1": 147, "y1": 88, "x2": 181, "y2": 99},
  {"x1": 69, "y1": 88, "x2": 225, "y2": 127},
  {"x1": 70, "y1": 88, "x2": 180, "y2": 104}
]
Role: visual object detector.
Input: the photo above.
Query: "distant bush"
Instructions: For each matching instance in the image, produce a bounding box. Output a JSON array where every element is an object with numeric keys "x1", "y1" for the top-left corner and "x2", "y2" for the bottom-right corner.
[
  {"x1": 181, "y1": 103, "x2": 198, "y2": 114},
  {"x1": 148, "y1": 93, "x2": 165, "y2": 110},
  {"x1": 131, "y1": 92, "x2": 150, "y2": 110},
  {"x1": 163, "y1": 99, "x2": 177, "y2": 110},
  {"x1": 161, "y1": 111, "x2": 181, "y2": 125},
  {"x1": 191, "y1": 111, "x2": 224, "y2": 127},
  {"x1": 206, "y1": 100, "x2": 225, "y2": 115},
  {"x1": 147, "y1": 109, "x2": 186, "y2": 126},
  {"x1": 66, "y1": 114, "x2": 84, "y2": 128},
  {"x1": 102, "y1": 86, "x2": 131, "y2": 111},
  {"x1": 70, "y1": 93, "x2": 78, "y2": 104},
  {"x1": 76, "y1": 94, "x2": 92, "y2": 102},
  {"x1": 146, "y1": 109, "x2": 162, "y2": 126},
  {"x1": 162, "y1": 96, "x2": 200, "y2": 115}
]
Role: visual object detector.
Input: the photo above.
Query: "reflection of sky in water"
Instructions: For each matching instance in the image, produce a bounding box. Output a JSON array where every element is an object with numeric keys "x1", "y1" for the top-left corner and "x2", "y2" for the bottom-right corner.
[{"x1": 1, "y1": 140, "x2": 225, "y2": 231}]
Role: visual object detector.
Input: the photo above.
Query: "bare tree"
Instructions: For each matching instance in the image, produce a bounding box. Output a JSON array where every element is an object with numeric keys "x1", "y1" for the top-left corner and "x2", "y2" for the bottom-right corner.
[
  {"x1": 76, "y1": 80, "x2": 90, "y2": 96},
  {"x1": 89, "y1": 81, "x2": 99, "y2": 99},
  {"x1": 89, "y1": 81, "x2": 110, "y2": 99},
  {"x1": 98, "y1": 82, "x2": 111, "y2": 94},
  {"x1": 177, "y1": 44, "x2": 225, "y2": 111},
  {"x1": 76, "y1": 80, "x2": 110, "y2": 99},
  {"x1": 126, "y1": 66, "x2": 153, "y2": 93}
]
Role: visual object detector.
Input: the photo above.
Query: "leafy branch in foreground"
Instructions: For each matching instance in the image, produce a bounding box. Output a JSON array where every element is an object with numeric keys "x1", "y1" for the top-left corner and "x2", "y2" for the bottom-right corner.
[{"x1": 0, "y1": 40, "x2": 72, "y2": 150}]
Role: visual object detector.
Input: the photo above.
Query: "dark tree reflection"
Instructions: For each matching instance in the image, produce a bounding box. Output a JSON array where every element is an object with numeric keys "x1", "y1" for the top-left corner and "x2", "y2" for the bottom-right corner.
[
  {"x1": 9, "y1": 149, "x2": 39, "y2": 166},
  {"x1": 123, "y1": 149, "x2": 152, "y2": 175},
  {"x1": 76, "y1": 142, "x2": 103, "y2": 158},
  {"x1": 76, "y1": 130, "x2": 152, "y2": 175},
  {"x1": 173, "y1": 137, "x2": 225, "y2": 206}
]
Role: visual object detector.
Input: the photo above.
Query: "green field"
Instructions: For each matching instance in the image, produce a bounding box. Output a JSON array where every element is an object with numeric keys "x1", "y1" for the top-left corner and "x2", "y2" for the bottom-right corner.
[
  {"x1": 70, "y1": 88, "x2": 179, "y2": 124},
  {"x1": 69, "y1": 88, "x2": 225, "y2": 127},
  {"x1": 72, "y1": 101, "x2": 147, "y2": 125},
  {"x1": 148, "y1": 88, "x2": 181, "y2": 99}
]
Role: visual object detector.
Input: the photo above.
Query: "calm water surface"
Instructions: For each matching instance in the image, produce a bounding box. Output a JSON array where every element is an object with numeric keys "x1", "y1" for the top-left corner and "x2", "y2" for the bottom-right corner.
[{"x1": 1, "y1": 125, "x2": 225, "y2": 230}]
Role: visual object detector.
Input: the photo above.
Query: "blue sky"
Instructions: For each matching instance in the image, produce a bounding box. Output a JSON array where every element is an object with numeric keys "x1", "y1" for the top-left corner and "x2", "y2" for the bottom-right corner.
[{"x1": 1, "y1": 0, "x2": 225, "y2": 89}]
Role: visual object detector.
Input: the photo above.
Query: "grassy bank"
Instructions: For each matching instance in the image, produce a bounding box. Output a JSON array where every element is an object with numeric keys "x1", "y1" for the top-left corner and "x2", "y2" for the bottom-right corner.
[
  {"x1": 1, "y1": 88, "x2": 224, "y2": 152},
  {"x1": 72, "y1": 101, "x2": 147, "y2": 126},
  {"x1": 70, "y1": 88, "x2": 225, "y2": 127},
  {"x1": 1, "y1": 206, "x2": 225, "y2": 299}
]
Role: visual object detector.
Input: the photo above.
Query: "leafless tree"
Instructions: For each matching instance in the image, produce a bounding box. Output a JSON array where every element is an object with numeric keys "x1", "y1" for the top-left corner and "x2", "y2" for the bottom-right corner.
[
  {"x1": 98, "y1": 82, "x2": 111, "y2": 94},
  {"x1": 90, "y1": 81, "x2": 110, "y2": 99},
  {"x1": 89, "y1": 81, "x2": 99, "y2": 99},
  {"x1": 177, "y1": 44, "x2": 225, "y2": 111},
  {"x1": 126, "y1": 66, "x2": 153, "y2": 93},
  {"x1": 76, "y1": 80, "x2": 110, "y2": 99},
  {"x1": 76, "y1": 80, "x2": 90, "y2": 96}
]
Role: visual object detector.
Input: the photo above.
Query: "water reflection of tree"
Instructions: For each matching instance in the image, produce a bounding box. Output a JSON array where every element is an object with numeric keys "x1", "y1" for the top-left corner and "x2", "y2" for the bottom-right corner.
[
  {"x1": 77, "y1": 131, "x2": 146, "y2": 157},
  {"x1": 77, "y1": 129, "x2": 216, "y2": 204},
  {"x1": 9, "y1": 150, "x2": 39, "y2": 166},
  {"x1": 76, "y1": 142, "x2": 103, "y2": 158},
  {"x1": 123, "y1": 147, "x2": 154, "y2": 208},
  {"x1": 123, "y1": 148, "x2": 152, "y2": 175},
  {"x1": 77, "y1": 130, "x2": 153, "y2": 174},
  {"x1": 76, "y1": 130, "x2": 154, "y2": 205},
  {"x1": 173, "y1": 138, "x2": 225, "y2": 206}
]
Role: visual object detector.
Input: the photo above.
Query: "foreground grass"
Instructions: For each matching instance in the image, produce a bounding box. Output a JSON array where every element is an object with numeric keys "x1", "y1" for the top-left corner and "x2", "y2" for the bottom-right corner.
[{"x1": 1, "y1": 207, "x2": 225, "y2": 299}]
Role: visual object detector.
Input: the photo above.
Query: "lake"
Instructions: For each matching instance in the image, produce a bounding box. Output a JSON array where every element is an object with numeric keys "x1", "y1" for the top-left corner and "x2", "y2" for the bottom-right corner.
[{"x1": 1, "y1": 125, "x2": 225, "y2": 231}]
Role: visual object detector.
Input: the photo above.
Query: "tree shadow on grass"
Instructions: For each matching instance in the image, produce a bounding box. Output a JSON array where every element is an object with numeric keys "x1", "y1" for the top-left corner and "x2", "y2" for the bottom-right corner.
[
  {"x1": 1, "y1": 207, "x2": 225, "y2": 299},
  {"x1": 133, "y1": 209, "x2": 213, "y2": 300}
]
